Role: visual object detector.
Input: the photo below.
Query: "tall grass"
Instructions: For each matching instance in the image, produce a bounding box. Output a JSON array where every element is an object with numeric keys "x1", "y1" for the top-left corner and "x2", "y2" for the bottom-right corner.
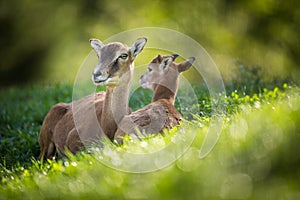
[
  {"x1": 0, "y1": 64, "x2": 299, "y2": 199},
  {"x1": 0, "y1": 85, "x2": 299, "y2": 199}
]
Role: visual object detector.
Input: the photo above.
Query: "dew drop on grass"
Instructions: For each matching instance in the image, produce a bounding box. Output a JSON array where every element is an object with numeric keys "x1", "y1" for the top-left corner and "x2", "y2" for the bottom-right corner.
[
  {"x1": 140, "y1": 141, "x2": 148, "y2": 148},
  {"x1": 254, "y1": 101, "x2": 261, "y2": 109},
  {"x1": 64, "y1": 161, "x2": 69, "y2": 167},
  {"x1": 272, "y1": 106, "x2": 275, "y2": 110},
  {"x1": 71, "y1": 162, "x2": 77, "y2": 167}
]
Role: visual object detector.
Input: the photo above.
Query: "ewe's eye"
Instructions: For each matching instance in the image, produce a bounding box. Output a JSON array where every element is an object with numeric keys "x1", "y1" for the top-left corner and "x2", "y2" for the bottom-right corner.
[
  {"x1": 148, "y1": 68, "x2": 152, "y2": 72},
  {"x1": 119, "y1": 53, "x2": 128, "y2": 60}
]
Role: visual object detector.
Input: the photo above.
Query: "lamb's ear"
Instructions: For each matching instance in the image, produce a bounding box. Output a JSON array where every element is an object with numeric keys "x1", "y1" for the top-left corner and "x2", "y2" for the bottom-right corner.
[
  {"x1": 159, "y1": 56, "x2": 173, "y2": 72},
  {"x1": 178, "y1": 57, "x2": 195, "y2": 73},
  {"x1": 172, "y1": 54, "x2": 179, "y2": 61},
  {"x1": 157, "y1": 54, "x2": 162, "y2": 62},
  {"x1": 130, "y1": 37, "x2": 147, "y2": 59},
  {"x1": 90, "y1": 39, "x2": 104, "y2": 57}
]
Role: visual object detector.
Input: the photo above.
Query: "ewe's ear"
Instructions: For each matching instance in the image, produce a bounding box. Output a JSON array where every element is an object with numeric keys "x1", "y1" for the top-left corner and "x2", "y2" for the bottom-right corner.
[
  {"x1": 178, "y1": 57, "x2": 195, "y2": 73},
  {"x1": 159, "y1": 57, "x2": 173, "y2": 72},
  {"x1": 90, "y1": 39, "x2": 104, "y2": 57},
  {"x1": 130, "y1": 37, "x2": 147, "y2": 59}
]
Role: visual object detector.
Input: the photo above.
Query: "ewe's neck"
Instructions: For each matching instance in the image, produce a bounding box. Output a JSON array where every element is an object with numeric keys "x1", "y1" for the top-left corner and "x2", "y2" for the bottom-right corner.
[{"x1": 100, "y1": 71, "x2": 132, "y2": 140}]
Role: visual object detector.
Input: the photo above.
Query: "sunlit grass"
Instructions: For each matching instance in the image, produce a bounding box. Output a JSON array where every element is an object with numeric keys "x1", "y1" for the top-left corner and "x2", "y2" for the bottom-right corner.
[{"x1": 0, "y1": 80, "x2": 299, "y2": 199}]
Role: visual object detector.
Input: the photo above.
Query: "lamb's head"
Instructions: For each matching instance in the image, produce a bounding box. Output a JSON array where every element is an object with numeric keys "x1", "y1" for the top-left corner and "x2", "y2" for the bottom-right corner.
[
  {"x1": 140, "y1": 54, "x2": 195, "y2": 91},
  {"x1": 90, "y1": 37, "x2": 147, "y2": 87}
]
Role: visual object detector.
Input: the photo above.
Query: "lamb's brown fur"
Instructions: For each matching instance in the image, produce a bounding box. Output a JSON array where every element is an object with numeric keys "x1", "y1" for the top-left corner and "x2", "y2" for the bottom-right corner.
[
  {"x1": 114, "y1": 54, "x2": 195, "y2": 142},
  {"x1": 115, "y1": 99, "x2": 181, "y2": 138}
]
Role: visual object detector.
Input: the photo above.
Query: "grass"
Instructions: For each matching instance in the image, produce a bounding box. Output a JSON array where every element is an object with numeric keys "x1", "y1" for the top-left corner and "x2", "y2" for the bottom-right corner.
[
  {"x1": 0, "y1": 83, "x2": 73, "y2": 168},
  {"x1": 0, "y1": 65, "x2": 299, "y2": 199}
]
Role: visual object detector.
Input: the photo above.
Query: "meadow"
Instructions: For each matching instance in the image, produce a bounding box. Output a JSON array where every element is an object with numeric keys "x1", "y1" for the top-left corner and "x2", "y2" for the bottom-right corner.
[
  {"x1": 0, "y1": 64, "x2": 299, "y2": 199},
  {"x1": 1, "y1": 0, "x2": 300, "y2": 199}
]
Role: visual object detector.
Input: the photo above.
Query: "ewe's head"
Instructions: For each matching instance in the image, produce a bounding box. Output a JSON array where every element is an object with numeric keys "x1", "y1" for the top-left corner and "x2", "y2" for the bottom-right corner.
[
  {"x1": 140, "y1": 54, "x2": 195, "y2": 90},
  {"x1": 90, "y1": 37, "x2": 147, "y2": 87}
]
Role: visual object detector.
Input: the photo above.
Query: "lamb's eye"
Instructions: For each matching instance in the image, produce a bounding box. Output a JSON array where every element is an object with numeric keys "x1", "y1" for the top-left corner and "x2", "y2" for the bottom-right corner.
[
  {"x1": 148, "y1": 68, "x2": 152, "y2": 72},
  {"x1": 119, "y1": 54, "x2": 128, "y2": 60}
]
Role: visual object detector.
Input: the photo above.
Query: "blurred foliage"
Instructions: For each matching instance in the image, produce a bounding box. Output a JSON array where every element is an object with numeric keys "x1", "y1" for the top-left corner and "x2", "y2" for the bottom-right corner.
[{"x1": 0, "y1": 0, "x2": 299, "y2": 86}]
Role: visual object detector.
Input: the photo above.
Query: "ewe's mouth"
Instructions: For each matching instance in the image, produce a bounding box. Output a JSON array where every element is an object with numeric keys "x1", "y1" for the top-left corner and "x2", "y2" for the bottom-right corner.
[
  {"x1": 93, "y1": 75, "x2": 111, "y2": 86},
  {"x1": 93, "y1": 79, "x2": 108, "y2": 85}
]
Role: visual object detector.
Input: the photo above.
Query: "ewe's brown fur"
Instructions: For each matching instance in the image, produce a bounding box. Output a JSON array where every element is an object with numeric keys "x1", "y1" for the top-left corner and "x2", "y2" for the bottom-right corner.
[
  {"x1": 38, "y1": 92, "x2": 105, "y2": 159},
  {"x1": 38, "y1": 38, "x2": 147, "y2": 159},
  {"x1": 38, "y1": 103, "x2": 70, "y2": 159}
]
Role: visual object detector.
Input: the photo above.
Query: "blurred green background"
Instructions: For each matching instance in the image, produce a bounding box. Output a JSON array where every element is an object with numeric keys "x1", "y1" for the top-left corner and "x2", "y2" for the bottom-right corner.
[
  {"x1": 1, "y1": 0, "x2": 299, "y2": 86},
  {"x1": 1, "y1": 1, "x2": 300, "y2": 199}
]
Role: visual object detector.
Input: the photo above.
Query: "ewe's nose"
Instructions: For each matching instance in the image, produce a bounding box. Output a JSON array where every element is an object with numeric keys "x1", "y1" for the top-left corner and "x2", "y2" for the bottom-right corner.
[{"x1": 93, "y1": 69, "x2": 102, "y2": 79}]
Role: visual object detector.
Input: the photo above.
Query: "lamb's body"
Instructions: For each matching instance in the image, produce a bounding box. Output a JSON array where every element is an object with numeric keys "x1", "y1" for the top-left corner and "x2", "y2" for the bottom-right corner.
[
  {"x1": 129, "y1": 99, "x2": 181, "y2": 129},
  {"x1": 116, "y1": 99, "x2": 181, "y2": 138},
  {"x1": 114, "y1": 55, "x2": 195, "y2": 142}
]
